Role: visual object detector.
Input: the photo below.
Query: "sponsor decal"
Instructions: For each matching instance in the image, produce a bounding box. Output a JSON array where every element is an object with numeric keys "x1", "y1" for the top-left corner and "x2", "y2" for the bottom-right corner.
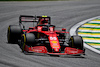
[
  {"x1": 50, "y1": 37, "x2": 57, "y2": 40},
  {"x1": 53, "y1": 45, "x2": 59, "y2": 48},
  {"x1": 52, "y1": 41, "x2": 57, "y2": 43},
  {"x1": 33, "y1": 49, "x2": 42, "y2": 52}
]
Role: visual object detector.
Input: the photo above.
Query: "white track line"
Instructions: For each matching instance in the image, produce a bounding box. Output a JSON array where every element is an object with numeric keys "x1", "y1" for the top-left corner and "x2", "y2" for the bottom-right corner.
[{"x1": 70, "y1": 16, "x2": 100, "y2": 54}]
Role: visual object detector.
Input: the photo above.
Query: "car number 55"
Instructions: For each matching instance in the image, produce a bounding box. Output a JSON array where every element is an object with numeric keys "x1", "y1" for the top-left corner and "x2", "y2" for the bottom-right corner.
[{"x1": 50, "y1": 37, "x2": 57, "y2": 40}]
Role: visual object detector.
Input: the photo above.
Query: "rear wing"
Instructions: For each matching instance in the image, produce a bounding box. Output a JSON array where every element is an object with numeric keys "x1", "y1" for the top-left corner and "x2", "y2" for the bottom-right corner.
[
  {"x1": 19, "y1": 15, "x2": 51, "y2": 24},
  {"x1": 19, "y1": 15, "x2": 38, "y2": 23}
]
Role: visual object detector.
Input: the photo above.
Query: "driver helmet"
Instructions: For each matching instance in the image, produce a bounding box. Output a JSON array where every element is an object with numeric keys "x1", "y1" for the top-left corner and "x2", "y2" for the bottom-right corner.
[{"x1": 38, "y1": 18, "x2": 48, "y2": 25}]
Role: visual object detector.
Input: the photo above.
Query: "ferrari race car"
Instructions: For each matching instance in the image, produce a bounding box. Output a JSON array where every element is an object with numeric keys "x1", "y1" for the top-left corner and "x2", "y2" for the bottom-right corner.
[{"x1": 7, "y1": 15, "x2": 85, "y2": 56}]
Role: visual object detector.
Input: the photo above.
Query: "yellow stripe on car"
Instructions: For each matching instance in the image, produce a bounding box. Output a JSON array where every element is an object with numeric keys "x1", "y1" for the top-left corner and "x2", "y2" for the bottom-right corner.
[{"x1": 52, "y1": 41, "x2": 57, "y2": 43}]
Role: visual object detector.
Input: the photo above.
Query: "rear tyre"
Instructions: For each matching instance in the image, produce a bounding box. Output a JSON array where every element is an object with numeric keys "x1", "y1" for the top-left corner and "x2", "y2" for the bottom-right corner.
[
  {"x1": 69, "y1": 36, "x2": 83, "y2": 50},
  {"x1": 7, "y1": 25, "x2": 22, "y2": 43}
]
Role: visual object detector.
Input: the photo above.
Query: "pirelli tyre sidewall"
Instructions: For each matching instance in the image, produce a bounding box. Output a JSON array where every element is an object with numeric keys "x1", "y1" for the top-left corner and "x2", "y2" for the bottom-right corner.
[
  {"x1": 7, "y1": 25, "x2": 22, "y2": 43},
  {"x1": 69, "y1": 36, "x2": 83, "y2": 50},
  {"x1": 21, "y1": 34, "x2": 26, "y2": 51}
]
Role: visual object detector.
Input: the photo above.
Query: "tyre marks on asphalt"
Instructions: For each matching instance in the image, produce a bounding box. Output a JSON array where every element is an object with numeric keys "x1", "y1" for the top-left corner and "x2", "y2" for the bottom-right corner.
[{"x1": 78, "y1": 18, "x2": 100, "y2": 50}]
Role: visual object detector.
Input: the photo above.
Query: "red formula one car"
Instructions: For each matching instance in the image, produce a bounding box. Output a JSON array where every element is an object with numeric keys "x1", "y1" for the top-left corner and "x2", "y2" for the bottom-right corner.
[{"x1": 7, "y1": 15, "x2": 85, "y2": 56}]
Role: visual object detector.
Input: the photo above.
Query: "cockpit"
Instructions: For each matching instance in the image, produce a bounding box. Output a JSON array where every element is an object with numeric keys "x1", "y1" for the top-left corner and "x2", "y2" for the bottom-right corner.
[{"x1": 37, "y1": 17, "x2": 50, "y2": 25}]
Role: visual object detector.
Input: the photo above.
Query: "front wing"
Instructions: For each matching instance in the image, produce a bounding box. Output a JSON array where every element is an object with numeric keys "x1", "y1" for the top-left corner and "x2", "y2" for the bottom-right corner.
[{"x1": 24, "y1": 45, "x2": 85, "y2": 55}]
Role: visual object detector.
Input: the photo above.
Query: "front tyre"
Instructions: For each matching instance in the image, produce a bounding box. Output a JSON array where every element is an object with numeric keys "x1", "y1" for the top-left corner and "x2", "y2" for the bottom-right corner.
[
  {"x1": 7, "y1": 25, "x2": 22, "y2": 43},
  {"x1": 21, "y1": 33, "x2": 36, "y2": 52},
  {"x1": 22, "y1": 33, "x2": 36, "y2": 46},
  {"x1": 69, "y1": 36, "x2": 83, "y2": 50}
]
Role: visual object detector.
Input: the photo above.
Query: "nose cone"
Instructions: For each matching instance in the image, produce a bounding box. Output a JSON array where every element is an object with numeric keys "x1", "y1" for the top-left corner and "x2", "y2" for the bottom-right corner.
[
  {"x1": 52, "y1": 48, "x2": 60, "y2": 52},
  {"x1": 48, "y1": 36, "x2": 61, "y2": 53}
]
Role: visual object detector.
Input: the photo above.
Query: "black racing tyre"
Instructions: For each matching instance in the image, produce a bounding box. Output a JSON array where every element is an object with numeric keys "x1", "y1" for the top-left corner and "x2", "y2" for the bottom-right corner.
[
  {"x1": 7, "y1": 25, "x2": 22, "y2": 43},
  {"x1": 22, "y1": 33, "x2": 36, "y2": 46},
  {"x1": 69, "y1": 36, "x2": 83, "y2": 50}
]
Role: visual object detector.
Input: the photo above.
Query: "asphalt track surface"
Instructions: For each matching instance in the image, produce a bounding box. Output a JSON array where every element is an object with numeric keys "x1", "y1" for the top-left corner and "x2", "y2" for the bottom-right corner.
[{"x1": 0, "y1": 0, "x2": 100, "y2": 67}]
